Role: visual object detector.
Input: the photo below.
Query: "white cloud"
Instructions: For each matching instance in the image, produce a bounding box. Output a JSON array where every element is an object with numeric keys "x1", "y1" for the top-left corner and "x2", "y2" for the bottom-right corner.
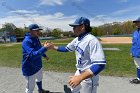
[
  {"x1": 0, "y1": 12, "x2": 125, "y2": 31},
  {"x1": 0, "y1": 12, "x2": 132, "y2": 31},
  {"x1": 40, "y1": 0, "x2": 65, "y2": 6},
  {"x1": 1, "y1": 8, "x2": 139, "y2": 31},
  {"x1": 111, "y1": 6, "x2": 140, "y2": 16},
  {"x1": 90, "y1": 15, "x2": 115, "y2": 26},
  {"x1": 74, "y1": 0, "x2": 85, "y2": 2},
  {"x1": 9, "y1": 10, "x2": 38, "y2": 14},
  {"x1": 90, "y1": 14, "x2": 133, "y2": 27},
  {"x1": 0, "y1": 12, "x2": 77, "y2": 31},
  {"x1": 111, "y1": 9, "x2": 131, "y2": 16},
  {"x1": 39, "y1": 0, "x2": 84, "y2": 6},
  {"x1": 53, "y1": 12, "x2": 64, "y2": 18}
]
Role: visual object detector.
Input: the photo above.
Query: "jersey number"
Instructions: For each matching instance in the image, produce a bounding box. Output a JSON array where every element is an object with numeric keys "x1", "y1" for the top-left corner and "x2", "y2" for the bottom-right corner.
[{"x1": 78, "y1": 58, "x2": 82, "y2": 64}]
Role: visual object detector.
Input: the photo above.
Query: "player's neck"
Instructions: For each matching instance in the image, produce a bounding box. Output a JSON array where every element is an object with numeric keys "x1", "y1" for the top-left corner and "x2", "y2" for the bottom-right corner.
[{"x1": 78, "y1": 31, "x2": 89, "y2": 41}]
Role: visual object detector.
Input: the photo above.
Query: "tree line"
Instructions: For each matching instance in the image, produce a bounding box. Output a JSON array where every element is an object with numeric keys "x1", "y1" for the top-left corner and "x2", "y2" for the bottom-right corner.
[
  {"x1": 91, "y1": 21, "x2": 136, "y2": 36},
  {"x1": 0, "y1": 21, "x2": 136, "y2": 39}
]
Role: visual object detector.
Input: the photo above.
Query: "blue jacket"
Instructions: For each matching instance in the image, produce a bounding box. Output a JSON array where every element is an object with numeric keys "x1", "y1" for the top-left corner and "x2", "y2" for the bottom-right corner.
[
  {"x1": 22, "y1": 32, "x2": 47, "y2": 76},
  {"x1": 131, "y1": 30, "x2": 140, "y2": 58}
]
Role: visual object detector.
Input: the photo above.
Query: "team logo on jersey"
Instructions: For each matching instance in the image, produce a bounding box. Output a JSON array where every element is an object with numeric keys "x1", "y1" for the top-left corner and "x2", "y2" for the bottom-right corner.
[{"x1": 76, "y1": 46, "x2": 84, "y2": 56}]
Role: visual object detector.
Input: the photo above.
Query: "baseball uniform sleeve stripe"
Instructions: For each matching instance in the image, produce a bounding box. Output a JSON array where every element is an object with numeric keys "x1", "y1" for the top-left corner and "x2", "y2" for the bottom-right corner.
[
  {"x1": 91, "y1": 61, "x2": 106, "y2": 64},
  {"x1": 66, "y1": 46, "x2": 74, "y2": 52}
]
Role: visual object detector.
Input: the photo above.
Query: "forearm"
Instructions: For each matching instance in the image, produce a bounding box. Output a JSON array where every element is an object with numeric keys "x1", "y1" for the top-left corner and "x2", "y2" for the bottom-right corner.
[
  {"x1": 79, "y1": 70, "x2": 93, "y2": 81},
  {"x1": 69, "y1": 70, "x2": 92, "y2": 88},
  {"x1": 53, "y1": 46, "x2": 58, "y2": 51},
  {"x1": 68, "y1": 63, "x2": 105, "y2": 88},
  {"x1": 53, "y1": 46, "x2": 69, "y2": 52},
  {"x1": 80, "y1": 64, "x2": 105, "y2": 80}
]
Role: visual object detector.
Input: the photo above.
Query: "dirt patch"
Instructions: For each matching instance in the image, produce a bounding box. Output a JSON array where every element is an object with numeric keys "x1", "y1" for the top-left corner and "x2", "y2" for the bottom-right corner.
[{"x1": 100, "y1": 37, "x2": 132, "y2": 44}]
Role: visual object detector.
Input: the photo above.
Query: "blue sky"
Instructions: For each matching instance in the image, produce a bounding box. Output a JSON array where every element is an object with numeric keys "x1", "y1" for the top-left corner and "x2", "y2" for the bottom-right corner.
[{"x1": 0, "y1": 0, "x2": 140, "y2": 31}]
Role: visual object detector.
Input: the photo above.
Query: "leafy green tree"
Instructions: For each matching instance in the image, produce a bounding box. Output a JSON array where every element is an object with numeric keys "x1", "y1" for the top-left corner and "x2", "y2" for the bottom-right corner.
[
  {"x1": 1, "y1": 23, "x2": 17, "y2": 38},
  {"x1": 14, "y1": 28, "x2": 28, "y2": 37},
  {"x1": 113, "y1": 29, "x2": 121, "y2": 35},
  {"x1": 62, "y1": 31, "x2": 74, "y2": 37},
  {"x1": 112, "y1": 22, "x2": 122, "y2": 35},
  {"x1": 91, "y1": 27, "x2": 98, "y2": 36},
  {"x1": 2, "y1": 23, "x2": 16, "y2": 33},
  {"x1": 50, "y1": 28, "x2": 62, "y2": 38},
  {"x1": 122, "y1": 21, "x2": 134, "y2": 34}
]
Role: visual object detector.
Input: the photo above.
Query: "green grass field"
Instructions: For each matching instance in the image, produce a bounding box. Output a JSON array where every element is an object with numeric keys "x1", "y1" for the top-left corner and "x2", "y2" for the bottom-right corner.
[{"x1": 0, "y1": 40, "x2": 136, "y2": 77}]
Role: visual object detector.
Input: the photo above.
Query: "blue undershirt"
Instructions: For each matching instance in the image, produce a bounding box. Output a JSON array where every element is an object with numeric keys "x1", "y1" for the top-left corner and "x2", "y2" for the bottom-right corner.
[
  {"x1": 57, "y1": 46, "x2": 69, "y2": 52},
  {"x1": 90, "y1": 64, "x2": 105, "y2": 76}
]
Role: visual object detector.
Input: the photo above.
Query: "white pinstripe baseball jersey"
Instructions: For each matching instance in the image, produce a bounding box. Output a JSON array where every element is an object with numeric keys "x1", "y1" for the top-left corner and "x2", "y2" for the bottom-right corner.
[{"x1": 66, "y1": 33, "x2": 106, "y2": 71}]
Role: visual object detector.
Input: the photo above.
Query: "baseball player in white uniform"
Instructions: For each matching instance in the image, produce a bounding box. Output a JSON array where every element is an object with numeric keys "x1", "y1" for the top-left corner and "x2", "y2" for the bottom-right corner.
[{"x1": 49, "y1": 17, "x2": 106, "y2": 93}]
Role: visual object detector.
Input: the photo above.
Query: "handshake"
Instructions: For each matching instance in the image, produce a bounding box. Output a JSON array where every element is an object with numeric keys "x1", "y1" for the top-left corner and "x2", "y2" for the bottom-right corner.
[
  {"x1": 43, "y1": 41, "x2": 55, "y2": 50},
  {"x1": 43, "y1": 41, "x2": 54, "y2": 49}
]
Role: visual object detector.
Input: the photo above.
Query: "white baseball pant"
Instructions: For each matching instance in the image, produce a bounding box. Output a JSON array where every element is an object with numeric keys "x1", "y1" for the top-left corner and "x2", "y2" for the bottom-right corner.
[
  {"x1": 134, "y1": 57, "x2": 140, "y2": 69},
  {"x1": 25, "y1": 68, "x2": 43, "y2": 93},
  {"x1": 71, "y1": 70, "x2": 99, "y2": 93}
]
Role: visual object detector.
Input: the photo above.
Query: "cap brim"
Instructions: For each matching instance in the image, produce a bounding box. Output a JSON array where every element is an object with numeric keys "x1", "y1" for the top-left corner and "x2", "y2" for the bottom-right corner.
[
  {"x1": 69, "y1": 24, "x2": 80, "y2": 27},
  {"x1": 31, "y1": 28, "x2": 43, "y2": 31},
  {"x1": 133, "y1": 21, "x2": 140, "y2": 23}
]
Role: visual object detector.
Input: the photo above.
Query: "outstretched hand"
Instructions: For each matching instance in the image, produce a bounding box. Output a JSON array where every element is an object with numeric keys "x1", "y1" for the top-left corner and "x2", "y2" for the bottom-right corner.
[{"x1": 43, "y1": 41, "x2": 54, "y2": 49}]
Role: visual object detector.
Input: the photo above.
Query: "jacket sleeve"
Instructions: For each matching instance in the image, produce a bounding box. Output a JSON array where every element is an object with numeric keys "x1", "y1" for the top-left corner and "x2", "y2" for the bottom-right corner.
[
  {"x1": 130, "y1": 33, "x2": 134, "y2": 54},
  {"x1": 42, "y1": 54, "x2": 47, "y2": 57},
  {"x1": 22, "y1": 40, "x2": 47, "y2": 59}
]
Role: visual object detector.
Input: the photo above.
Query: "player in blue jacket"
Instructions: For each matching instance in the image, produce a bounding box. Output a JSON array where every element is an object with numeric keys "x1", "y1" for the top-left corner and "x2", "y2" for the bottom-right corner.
[
  {"x1": 22, "y1": 24, "x2": 50, "y2": 93},
  {"x1": 48, "y1": 17, "x2": 106, "y2": 93},
  {"x1": 130, "y1": 17, "x2": 140, "y2": 84}
]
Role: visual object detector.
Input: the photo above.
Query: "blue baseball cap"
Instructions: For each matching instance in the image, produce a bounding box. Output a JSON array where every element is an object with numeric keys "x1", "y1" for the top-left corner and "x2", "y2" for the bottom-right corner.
[
  {"x1": 28, "y1": 24, "x2": 43, "y2": 31},
  {"x1": 133, "y1": 17, "x2": 140, "y2": 23},
  {"x1": 69, "y1": 17, "x2": 90, "y2": 27}
]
